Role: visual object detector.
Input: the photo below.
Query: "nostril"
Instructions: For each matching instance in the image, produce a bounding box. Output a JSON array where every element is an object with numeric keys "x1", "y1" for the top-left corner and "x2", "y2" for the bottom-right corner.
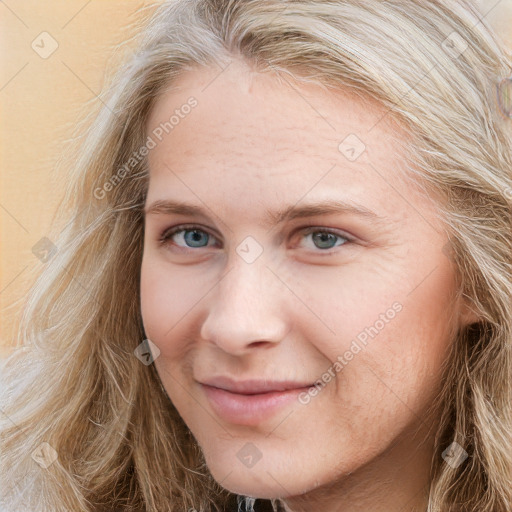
[{"x1": 248, "y1": 340, "x2": 271, "y2": 348}]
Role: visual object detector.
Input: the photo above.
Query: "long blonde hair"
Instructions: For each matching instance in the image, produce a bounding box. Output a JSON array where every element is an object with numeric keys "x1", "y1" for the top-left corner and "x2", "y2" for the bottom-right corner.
[{"x1": 1, "y1": 1, "x2": 511, "y2": 511}]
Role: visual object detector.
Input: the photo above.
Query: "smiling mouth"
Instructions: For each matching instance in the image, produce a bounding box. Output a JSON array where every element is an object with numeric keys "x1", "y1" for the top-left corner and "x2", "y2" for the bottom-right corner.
[
  {"x1": 198, "y1": 375, "x2": 314, "y2": 394},
  {"x1": 199, "y1": 378, "x2": 314, "y2": 425}
]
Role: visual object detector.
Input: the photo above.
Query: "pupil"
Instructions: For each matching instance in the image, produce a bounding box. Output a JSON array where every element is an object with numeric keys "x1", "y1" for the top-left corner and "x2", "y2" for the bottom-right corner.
[
  {"x1": 313, "y1": 232, "x2": 335, "y2": 249},
  {"x1": 186, "y1": 230, "x2": 207, "y2": 247}
]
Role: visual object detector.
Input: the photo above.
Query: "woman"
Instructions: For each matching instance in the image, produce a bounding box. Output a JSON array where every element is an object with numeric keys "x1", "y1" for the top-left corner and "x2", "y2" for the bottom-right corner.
[{"x1": 1, "y1": 0, "x2": 511, "y2": 511}]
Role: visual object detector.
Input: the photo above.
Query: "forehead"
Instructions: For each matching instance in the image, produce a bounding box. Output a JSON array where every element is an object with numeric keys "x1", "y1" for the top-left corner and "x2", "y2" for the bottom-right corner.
[
  {"x1": 146, "y1": 59, "x2": 406, "y2": 154},
  {"x1": 144, "y1": 59, "x2": 421, "y2": 224}
]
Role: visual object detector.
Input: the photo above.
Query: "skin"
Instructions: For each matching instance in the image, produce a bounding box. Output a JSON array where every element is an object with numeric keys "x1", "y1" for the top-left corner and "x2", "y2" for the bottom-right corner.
[{"x1": 140, "y1": 58, "x2": 478, "y2": 512}]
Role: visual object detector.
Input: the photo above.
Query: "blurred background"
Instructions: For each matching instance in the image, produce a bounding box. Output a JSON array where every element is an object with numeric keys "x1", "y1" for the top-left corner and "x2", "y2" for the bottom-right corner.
[{"x1": 1, "y1": 0, "x2": 511, "y2": 358}]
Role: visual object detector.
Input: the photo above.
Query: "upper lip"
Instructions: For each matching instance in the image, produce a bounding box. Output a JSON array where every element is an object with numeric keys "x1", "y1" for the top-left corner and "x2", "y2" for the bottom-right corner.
[{"x1": 199, "y1": 376, "x2": 313, "y2": 395}]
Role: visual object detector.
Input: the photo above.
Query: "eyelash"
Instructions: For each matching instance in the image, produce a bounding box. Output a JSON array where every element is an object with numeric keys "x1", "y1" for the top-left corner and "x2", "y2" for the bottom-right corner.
[{"x1": 158, "y1": 223, "x2": 354, "y2": 256}]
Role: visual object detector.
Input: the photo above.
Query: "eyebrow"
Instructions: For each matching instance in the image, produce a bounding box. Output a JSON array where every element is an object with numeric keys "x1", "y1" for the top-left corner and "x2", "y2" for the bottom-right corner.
[{"x1": 143, "y1": 199, "x2": 387, "y2": 228}]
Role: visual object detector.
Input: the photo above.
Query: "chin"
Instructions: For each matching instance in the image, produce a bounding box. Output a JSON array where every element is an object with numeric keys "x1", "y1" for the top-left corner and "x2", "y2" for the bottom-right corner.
[{"x1": 203, "y1": 450, "x2": 325, "y2": 500}]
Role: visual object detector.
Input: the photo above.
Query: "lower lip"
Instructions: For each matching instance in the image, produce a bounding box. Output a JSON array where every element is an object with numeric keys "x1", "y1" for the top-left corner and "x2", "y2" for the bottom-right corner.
[{"x1": 200, "y1": 384, "x2": 310, "y2": 425}]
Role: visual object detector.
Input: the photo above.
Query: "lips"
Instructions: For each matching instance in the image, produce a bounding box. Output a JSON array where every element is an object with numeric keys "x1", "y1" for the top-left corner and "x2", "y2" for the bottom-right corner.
[
  {"x1": 198, "y1": 376, "x2": 314, "y2": 425},
  {"x1": 199, "y1": 375, "x2": 313, "y2": 394}
]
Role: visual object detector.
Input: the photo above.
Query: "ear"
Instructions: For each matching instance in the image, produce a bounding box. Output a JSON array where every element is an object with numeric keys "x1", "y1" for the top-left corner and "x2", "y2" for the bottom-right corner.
[{"x1": 458, "y1": 294, "x2": 481, "y2": 328}]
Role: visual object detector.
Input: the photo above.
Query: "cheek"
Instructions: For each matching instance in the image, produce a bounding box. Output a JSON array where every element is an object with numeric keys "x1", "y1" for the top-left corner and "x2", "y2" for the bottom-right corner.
[
  {"x1": 340, "y1": 277, "x2": 456, "y2": 415},
  {"x1": 140, "y1": 256, "x2": 188, "y2": 353},
  {"x1": 318, "y1": 263, "x2": 457, "y2": 420},
  {"x1": 140, "y1": 252, "x2": 217, "y2": 365}
]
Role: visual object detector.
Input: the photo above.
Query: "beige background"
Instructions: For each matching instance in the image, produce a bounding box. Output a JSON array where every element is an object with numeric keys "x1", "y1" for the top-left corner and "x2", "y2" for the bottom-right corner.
[{"x1": 1, "y1": 1, "x2": 511, "y2": 357}]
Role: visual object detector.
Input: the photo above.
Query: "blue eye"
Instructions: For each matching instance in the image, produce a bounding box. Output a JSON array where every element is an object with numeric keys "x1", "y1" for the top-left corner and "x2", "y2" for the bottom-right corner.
[
  {"x1": 159, "y1": 225, "x2": 218, "y2": 249},
  {"x1": 158, "y1": 224, "x2": 351, "y2": 253},
  {"x1": 299, "y1": 227, "x2": 350, "y2": 251}
]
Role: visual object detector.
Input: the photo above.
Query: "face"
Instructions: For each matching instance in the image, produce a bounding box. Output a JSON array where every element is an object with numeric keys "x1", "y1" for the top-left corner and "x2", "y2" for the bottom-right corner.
[{"x1": 140, "y1": 59, "x2": 475, "y2": 507}]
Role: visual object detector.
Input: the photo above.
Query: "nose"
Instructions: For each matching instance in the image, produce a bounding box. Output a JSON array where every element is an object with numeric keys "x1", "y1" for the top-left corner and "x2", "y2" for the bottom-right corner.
[{"x1": 199, "y1": 252, "x2": 290, "y2": 355}]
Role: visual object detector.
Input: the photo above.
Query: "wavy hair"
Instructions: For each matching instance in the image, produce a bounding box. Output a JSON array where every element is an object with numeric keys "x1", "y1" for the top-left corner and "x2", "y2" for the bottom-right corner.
[{"x1": 1, "y1": 0, "x2": 511, "y2": 511}]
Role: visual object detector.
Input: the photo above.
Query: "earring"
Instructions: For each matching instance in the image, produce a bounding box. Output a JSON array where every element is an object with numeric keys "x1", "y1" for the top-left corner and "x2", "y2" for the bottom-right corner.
[{"x1": 497, "y1": 72, "x2": 512, "y2": 118}]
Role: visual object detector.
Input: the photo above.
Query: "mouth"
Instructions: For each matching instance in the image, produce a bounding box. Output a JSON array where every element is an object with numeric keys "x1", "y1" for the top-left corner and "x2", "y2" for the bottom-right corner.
[{"x1": 198, "y1": 376, "x2": 314, "y2": 425}]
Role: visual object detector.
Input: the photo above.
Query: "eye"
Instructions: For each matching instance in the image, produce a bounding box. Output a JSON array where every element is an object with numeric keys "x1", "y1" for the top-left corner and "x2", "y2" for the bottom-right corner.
[
  {"x1": 297, "y1": 227, "x2": 351, "y2": 254},
  {"x1": 157, "y1": 224, "x2": 352, "y2": 254},
  {"x1": 158, "y1": 224, "x2": 219, "y2": 250}
]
